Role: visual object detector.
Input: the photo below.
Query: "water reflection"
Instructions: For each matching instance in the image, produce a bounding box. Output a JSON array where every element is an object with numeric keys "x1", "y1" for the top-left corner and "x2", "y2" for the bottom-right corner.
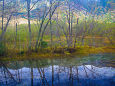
[{"x1": 0, "y1": 54, "x2": 115, "y2": 86}]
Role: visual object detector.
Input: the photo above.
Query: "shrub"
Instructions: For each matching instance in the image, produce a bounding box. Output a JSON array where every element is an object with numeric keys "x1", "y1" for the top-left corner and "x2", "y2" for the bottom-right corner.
[
  {"x1": 0, "y1": 42, "x2": 6, "y2": 56},
  {"x1": 40, "y1": 41, "x2": 48, "y2": 48}
]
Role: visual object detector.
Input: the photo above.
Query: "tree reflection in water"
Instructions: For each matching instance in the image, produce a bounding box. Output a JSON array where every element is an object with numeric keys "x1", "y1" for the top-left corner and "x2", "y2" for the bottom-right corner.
[{"x1": 0, "y1": 54, "x2": 115, "y2": 86}]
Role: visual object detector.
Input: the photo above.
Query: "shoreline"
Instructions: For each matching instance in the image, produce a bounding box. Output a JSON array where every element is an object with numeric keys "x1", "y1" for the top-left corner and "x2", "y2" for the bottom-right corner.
[{"x1": 0, "y1": 46, "x2": 115, "y2": 61}]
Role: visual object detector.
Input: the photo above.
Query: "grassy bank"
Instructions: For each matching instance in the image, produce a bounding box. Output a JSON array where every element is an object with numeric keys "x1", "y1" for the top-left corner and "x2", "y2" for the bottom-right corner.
[{"x1": 0, "y1": 46, "x2": 115, "y2": 61}]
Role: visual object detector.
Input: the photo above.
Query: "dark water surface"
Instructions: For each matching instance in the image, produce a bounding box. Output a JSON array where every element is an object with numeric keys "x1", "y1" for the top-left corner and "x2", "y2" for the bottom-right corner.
[{"x1": 0, "y1": 53, "x2": 115, "y2": 86}]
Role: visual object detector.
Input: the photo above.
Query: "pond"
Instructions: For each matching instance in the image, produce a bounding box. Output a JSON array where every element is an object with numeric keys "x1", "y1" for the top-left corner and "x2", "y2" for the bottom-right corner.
[{"x1": 0, "y1": 53, "x2": 115, "y2": 86}]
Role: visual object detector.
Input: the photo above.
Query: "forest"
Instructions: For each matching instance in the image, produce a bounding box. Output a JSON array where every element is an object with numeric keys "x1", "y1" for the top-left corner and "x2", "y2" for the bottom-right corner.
[{"x1": 0, "y1": 0, "x2": 115, "y2": 59}]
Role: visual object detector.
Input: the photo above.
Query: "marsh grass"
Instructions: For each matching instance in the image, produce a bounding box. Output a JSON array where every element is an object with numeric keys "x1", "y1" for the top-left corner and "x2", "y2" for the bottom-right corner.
[{"x1": 0, "y1": 21, "x2": 115, "y2": 60}]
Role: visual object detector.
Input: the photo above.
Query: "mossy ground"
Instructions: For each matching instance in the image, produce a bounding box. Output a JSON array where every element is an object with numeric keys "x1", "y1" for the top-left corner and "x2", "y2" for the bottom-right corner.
[{"x1": 0, "y1": 46, "x2": 115, "y2": 61}]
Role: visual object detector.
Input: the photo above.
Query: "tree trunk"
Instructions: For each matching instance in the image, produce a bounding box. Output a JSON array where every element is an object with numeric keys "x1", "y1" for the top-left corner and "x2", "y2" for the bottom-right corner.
[
  {"x1": 0, "y1": 14, "x2": 12, "y2": 42},
  {"x1": 15, "y1": 23, "x2": 18, "y2": 47},
  {"x1": 68, "y1": 4, "x2": 71, "y2": 48},
  {"x1": 74, "y1": 18, "x2": 79, "y2": 48},
  {"x1": 35, "y1": 5, "x2": 52, "y2": 52},
  {"x1": 27, "y1": 0, "x2": 32, "y2": 51},
  {"x1": 36, "y1": 3, "x2": 58, "y2": 50},
  {"x1": 2, "y1": 0, "x2": 4, "y2": 31},
  {"x1": 70, "y1": 12, "x2": 73, "y2": 47},
  {"x1": 50, "y1": 0, "x2": 53, "y2": 48}
]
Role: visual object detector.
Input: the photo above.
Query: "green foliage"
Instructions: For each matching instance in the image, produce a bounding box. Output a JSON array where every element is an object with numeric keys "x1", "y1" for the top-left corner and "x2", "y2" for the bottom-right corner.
[
  {"x1": 40, "y1": 41, "x2": 48, "y2": 48},
  {"x1": 18, "y1": 51, "x2": 24, "y2": 55},
  {"x1": 0, "y1": 42, "x2": 6, "y2": 56}
]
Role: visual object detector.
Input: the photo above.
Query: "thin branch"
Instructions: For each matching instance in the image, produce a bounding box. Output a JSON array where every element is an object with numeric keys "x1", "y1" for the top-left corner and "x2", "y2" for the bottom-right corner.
[{"x1": 29, "y1": 0, "x2": 39, "y2": 11}]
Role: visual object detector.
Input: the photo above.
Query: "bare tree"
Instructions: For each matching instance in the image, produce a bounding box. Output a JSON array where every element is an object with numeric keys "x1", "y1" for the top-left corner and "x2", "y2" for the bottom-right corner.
[
  {"x1": 0, "y1": 0, "x2": 16, "y2": 42},
  {"x1": 35, "y1": 1, "x2": 59, "y2": 51},
  {"x1": 2, "y1": 0, "x2": 4, "y2": 31},
  {"x1": 26, "y1": 0, "x2": 32, "y2": 51},
  {"x1": 74, "y1": 18, "x2": 79, "y2": 48},
  {"x1": 0, "y1": 13, "x2": 13, "y2": 42},
  {"x1": 25, "y1": 0, "x2": 39, "y2": 51},
  {"x1": 50, "y1": 0, "x2": 53, "y2": 48}
]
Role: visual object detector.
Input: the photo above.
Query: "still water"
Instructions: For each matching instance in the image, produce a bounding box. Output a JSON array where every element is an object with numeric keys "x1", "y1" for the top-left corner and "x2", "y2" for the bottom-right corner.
[{"x1": 0, "y1": 53, "x2": 115, "y2": 86}]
